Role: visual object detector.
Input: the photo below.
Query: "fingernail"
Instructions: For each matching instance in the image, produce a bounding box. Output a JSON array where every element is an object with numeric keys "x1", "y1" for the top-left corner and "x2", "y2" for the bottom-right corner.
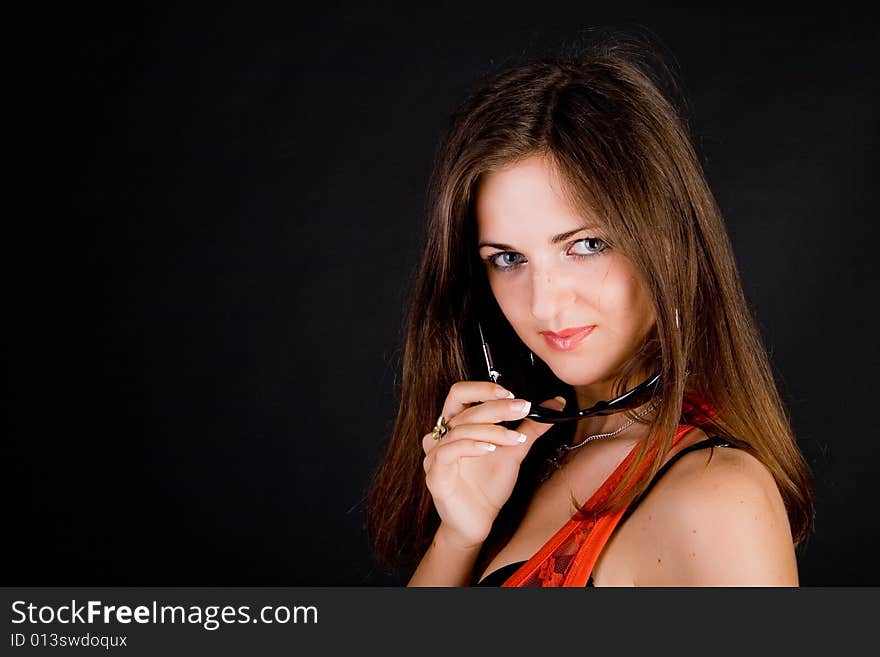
[
  {"x1": 553, "y1": 396, "x2": 567, "y2": 407},
  {"x1": 479, "y1": 442, "x2": 496, "y2": 451},
  {"x1": 517, "y1": 432, "x2": 527, "y2": 443},
  {"x1": 495, "y1": 387, "x2": 515, "y2": 399},
  {"x1": 512, "y1": 400, "x2": 531, "y2": 413}
]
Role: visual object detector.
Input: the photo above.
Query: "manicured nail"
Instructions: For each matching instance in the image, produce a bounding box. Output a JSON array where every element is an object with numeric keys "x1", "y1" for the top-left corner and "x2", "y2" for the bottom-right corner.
[
  {"x1": 511, "y1": 400, "x2": 531, "y2": 413},
  {"x1": 495, "y1": 387, "x2": 515, "y2": 399},
  {"x1": 507, "y1": 430, "x2": 527, "y2": 443},
  {"x1": 553, "y1": 396, "x2": 567, "y2": 407},
  {"x1": 479, "y1": 442, "x2": 496, "y2": 451}
]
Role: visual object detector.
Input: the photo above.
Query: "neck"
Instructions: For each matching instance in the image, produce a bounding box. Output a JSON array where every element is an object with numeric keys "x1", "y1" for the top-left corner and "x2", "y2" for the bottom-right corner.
[{"x1": 572, "y1": 368, "x2": 656, "y2": 441}]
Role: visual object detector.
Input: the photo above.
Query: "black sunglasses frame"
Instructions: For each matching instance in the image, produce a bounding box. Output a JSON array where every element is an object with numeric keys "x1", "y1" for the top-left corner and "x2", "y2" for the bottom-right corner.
[{"x1": 477, "y1": 321, "x2": 661, "y2": 424}]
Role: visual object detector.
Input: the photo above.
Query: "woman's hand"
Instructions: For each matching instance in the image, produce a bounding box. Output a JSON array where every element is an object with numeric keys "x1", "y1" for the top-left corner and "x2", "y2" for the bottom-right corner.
[{"x1": 420, "y1": 382, "x2": 566, "y2": 550}]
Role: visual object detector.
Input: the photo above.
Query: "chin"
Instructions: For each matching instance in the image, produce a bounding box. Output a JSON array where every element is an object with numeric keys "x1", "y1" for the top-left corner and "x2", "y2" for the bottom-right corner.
[{"x1": 542, "y1": 357, "x2": 611, "y2": 388}]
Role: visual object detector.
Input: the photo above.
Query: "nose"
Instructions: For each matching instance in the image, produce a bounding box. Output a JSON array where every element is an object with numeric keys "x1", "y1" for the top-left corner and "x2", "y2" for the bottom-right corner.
[{"x1": 529, "y1": 265, "x2": 573, "y2": 322}]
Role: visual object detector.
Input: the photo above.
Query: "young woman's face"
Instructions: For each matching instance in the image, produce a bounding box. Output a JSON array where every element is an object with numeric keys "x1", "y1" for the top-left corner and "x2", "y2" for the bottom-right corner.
[{"x1": 475, "y1": 154, "x2": 656, "y2": 397}]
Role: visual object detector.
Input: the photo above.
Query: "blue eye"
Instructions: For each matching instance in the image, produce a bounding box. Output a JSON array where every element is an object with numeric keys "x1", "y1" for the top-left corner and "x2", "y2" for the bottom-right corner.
[
  {"x1": 485, "y1": 252, "x2": 526, "y2": 271},
  {"x1": 569, "y1": 237, "x2": 608, "y2": 257},
  {"x1": 483, "y1": 236, "x2": 609, "y2": 272}
]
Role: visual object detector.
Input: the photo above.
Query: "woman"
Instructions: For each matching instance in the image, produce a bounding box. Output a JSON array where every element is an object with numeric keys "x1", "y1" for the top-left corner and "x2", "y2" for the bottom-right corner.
[{"x1": 366, "y1": 39, "x2": 814, "y2": 586}]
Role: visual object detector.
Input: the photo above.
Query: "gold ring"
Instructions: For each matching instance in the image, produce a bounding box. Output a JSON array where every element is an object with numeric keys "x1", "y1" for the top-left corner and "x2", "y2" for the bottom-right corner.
[{"x1": 431, "y1": 414, "x2": 450, "y2": 441}]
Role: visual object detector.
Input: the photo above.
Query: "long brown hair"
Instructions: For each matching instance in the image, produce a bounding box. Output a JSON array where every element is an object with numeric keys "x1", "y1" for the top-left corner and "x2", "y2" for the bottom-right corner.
[{"x1": 366, "y1": 37, "x2": 815, "y2": 581}]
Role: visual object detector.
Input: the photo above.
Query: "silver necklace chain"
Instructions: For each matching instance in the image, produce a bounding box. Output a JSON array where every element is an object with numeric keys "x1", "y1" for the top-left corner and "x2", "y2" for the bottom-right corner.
[
  {"x1": 564, "y1": 402, "x2": 658, "y2": 453},
  {"x1": 538, "y1": 402, "x2": 658, "y2": 482}
]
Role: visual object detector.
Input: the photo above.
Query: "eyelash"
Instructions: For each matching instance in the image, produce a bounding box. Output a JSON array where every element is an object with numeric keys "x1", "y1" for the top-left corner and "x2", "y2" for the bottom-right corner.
[{"x1": 483, "y1": 237, "x2": 609, "y2": 272}]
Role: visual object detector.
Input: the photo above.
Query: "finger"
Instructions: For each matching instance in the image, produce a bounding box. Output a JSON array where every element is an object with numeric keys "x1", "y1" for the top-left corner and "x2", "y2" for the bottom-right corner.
[
  {"x1": 441, "y1": 381, "x2": 516, "y2": 423},
  {"x1": 513, "y1": 396, "x2": 568, "y2": 449},
  {"x1": 447, "y1": 397, "x2": 533, "y2": 429},
  {"x1": 423, "y1": 438, "x2": 496, "y2": 476},
  {"x1": 422, "y1": 423, "x2": 526, "y2": 454}
]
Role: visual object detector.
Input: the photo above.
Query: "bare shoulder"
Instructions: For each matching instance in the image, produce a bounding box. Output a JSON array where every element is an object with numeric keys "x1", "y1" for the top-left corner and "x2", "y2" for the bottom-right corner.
[{"x1": 630, "y1": 443, "x2": 799, "y2": 587}]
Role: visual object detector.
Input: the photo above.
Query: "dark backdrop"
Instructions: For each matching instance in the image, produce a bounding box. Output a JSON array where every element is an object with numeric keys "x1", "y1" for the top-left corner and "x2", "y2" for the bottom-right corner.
[{"x1": 10, "y1": 5, "x2": 879, "y2": 585}]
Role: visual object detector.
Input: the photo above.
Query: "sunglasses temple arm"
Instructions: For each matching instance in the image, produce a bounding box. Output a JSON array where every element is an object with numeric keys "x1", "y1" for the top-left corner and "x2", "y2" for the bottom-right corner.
[
  {"x1": 477, "y1": 322, "x2": 501, "y2": 383},
  {"x1": 526, "y1": 378, "x2": 659, "y2": 424}
]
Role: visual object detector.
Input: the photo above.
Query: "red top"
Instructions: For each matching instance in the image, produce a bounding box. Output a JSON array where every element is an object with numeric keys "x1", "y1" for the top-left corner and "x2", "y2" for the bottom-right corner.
[{"x1": 501, "y1": 423, "x2": 699, "y2": 587}]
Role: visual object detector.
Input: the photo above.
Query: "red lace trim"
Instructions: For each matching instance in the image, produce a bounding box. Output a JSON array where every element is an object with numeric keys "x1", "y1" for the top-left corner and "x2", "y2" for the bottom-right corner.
[{"x1": 501, "y1": 422, "x2": 699, "y2": 587}]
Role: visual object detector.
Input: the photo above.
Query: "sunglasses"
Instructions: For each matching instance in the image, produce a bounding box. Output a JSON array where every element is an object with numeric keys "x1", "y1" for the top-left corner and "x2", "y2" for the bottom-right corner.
[{"x1": 477, "y1": 321, "x2": 661, "y2": 424}]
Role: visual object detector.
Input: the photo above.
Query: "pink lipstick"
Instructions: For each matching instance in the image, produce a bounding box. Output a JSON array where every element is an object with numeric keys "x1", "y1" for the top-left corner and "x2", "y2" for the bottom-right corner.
[{"x1": 541, "y1": 325, "x2": 596, "y2": 351}]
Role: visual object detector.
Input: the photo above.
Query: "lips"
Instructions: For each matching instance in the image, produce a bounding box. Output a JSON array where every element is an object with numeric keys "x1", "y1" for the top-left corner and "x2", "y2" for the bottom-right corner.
[
  {"x1": 541, "y1": 325, "x2": 596, "y2": 352},
  {"x1": 543, "y1": 325, "x2": 595, "y2": 338}
]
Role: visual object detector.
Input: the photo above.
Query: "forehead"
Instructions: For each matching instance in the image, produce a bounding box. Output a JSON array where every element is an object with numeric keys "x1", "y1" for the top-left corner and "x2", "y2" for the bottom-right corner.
[{"x1": 475, "y1": 155, "x2": 597, "y2": 237}]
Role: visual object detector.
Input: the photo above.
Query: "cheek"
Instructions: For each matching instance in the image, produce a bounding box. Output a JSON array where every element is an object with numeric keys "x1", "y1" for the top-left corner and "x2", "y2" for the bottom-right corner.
[
  {"x1": 585, "y1": 261, "x2": 654, "y2": 331},
  {"x1": 489, "y1": 277, "x2": 523, "y2": 321},
  {"x1": 487, "y1": 277, "x2": 539, "y2": 350},
  {"x1": 616, "y1": 278, "x2": 655, "y2": 334},
  {"x1": 609, "y1": 276, "x2": 647, "y2": 311}
]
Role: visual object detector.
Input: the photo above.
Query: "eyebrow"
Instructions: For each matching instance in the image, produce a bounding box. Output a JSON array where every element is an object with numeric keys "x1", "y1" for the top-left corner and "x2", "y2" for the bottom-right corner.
[{"x1": 477, "y1": 226, "x2": 598, "y2": 250}]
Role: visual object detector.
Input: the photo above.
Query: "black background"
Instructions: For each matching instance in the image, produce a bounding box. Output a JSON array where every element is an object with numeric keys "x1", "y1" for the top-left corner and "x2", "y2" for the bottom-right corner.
[{"x1": 9, "y1": 5, "x2": 879, "y2": 585}]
